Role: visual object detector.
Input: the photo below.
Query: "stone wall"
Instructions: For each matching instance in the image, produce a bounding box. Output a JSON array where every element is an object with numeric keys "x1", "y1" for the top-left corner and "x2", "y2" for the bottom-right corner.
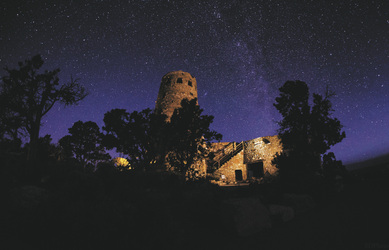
[
  {"x1": 243, "y1": 135, "x2": 282, "y2": 175},
  {"x1": 209, "y1": 142, "x2": 231, "y2": 153},
  {"x1": 155, "y1": 71, "x2": 200, "y2": 176},
  {"x1": 191, "y1": 158, "x2": 207, "y2": 178},
  {"x1": 155, "y1": 70, "x2": 198, "y2": 121},
  {"x1": 154, "y1": 71, "x2": 283, "y2": 182},
  {"x1": 208, "y1": 135, "x2": 282, "y2": 183},
  {"x1": 214, "y1": 150, "x2": 246, "y2": 183}
]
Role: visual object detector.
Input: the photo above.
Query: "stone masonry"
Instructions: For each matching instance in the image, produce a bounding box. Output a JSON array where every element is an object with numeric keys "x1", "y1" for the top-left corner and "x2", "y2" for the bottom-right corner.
[
  {"x1": 154, "y1": 70, "x2": 283, "y2": 183},
  {"x1": 214, "y1": 149, "x2": 247, "y2": 183},
  {"x1": 155, "y1": 70, "x2": 198, "y2": 121},
  {"x1": 209, "y1": 136, "x2": 282, "y2": 183},
  {"x1": 244, "y1": 135, "x2": 282, "y2": 176}
]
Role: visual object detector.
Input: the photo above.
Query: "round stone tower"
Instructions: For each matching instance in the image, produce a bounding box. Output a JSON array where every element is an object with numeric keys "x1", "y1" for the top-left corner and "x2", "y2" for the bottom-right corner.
[{"x1": 155, "y1": 70, "x2": 198, "y2": 121}]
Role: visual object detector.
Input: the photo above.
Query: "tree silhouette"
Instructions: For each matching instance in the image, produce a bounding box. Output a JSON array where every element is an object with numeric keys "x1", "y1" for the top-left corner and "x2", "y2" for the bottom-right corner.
[
  {"x1": 0, "y1": 55, "x2": 87, "y2": 162},
  {"x1": 166, "y1": 98, "x2": 222, "y2": 178},
  {"x1": 310, "y1": 91, "x2": 346, "y2": 157},
  {"x1": 0, "y1": 93, "x2": 23, "y2": 142},
  {"x1": 24, "y1": 134, "x2": 57, "y2": 162},
  {"x1": 102, "y1": 108, "x2": 168, "y2": 171},
  {"x1": 59, "y1": 121, "x2": 110, "y2": 168},
  {"x1": 322, "y1": 152, "x2": 346, "y2": 180},
  {"x1": 273, "y1": 81, "x2": 345, "y2": 189},
  {"x1": 102, "y1": 99, "x2": 222, "y2": 177}
]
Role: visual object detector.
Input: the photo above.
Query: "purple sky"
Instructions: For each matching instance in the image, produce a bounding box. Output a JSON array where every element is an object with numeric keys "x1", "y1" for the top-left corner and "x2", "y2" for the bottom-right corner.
[{"x1": 1, "y1": 0, "x2": 388, "y2": 165}]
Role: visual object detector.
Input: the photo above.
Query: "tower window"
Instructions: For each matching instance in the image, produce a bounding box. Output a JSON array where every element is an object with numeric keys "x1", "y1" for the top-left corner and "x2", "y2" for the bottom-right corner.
[
  {"x1": 188, "y1": 81, "x2": 192, "y2": 86},
  {"x1": 177, "y1": 78, "x2": 183, "y2": 83}
]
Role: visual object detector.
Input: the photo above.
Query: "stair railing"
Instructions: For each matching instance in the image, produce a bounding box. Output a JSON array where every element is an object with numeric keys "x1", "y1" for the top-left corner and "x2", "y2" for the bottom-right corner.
[{"x1": 213, "y1": 141, "x2": 245, "y2": 169}]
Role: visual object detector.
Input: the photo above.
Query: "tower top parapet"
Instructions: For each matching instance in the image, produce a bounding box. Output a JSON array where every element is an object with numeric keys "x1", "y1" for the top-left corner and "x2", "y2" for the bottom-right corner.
[{"x1": 155, "y1": 70, "x2": 198, "y2": 121}]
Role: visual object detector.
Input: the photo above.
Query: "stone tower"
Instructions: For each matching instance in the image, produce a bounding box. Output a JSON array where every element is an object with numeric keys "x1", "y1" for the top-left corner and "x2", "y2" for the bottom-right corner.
[{"x1": 155, "y1": 70, "x2": 198, "y2": 121}]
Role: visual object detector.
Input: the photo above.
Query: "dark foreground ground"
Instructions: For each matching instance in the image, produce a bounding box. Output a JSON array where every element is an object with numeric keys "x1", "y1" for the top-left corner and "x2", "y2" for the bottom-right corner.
[{"x1": 1, "y1": 162, "x2": 389, "y2": 250}]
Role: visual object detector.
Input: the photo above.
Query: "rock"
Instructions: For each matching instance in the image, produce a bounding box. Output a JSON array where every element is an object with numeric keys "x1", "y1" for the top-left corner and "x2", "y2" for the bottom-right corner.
[
  {"x1": 281, "y1": 193, "x2": 315, "y2": 215},
  {"x1": 221, "y1": 197, "x2": 272, "y2": 237},
  {"x1": 268, "y1": 204, "x2": 294, "y2": 222},
  {"x1": 9, "y1": 185, "x2": 50, "y2": 210}
]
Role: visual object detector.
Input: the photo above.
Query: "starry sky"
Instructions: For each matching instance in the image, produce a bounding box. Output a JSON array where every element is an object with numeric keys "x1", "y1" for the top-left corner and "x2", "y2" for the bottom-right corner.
[{"x1": 1, "y1": 0, "x2": 388, "y2": 166}]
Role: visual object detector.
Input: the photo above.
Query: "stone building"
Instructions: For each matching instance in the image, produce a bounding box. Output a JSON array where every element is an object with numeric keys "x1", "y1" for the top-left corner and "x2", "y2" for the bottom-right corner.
[
  {"x1": 155, "y1": 70, "x2": 282, "y2": 184},
  {"x1": 155, "y1": 71, "x2": 198, "y2": 121},
  {"x1": 209, "y1": 136, "x2": 282, "y2": 184}
]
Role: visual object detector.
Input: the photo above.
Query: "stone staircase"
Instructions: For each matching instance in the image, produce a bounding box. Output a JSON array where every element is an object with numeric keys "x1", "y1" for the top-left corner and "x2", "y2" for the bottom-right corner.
[{"x1": 213, "y1": 141, "x2": 245, "y2": 169}]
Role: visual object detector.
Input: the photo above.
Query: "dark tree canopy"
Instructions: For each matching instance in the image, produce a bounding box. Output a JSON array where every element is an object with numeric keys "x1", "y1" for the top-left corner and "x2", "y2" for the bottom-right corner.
[
  {"x1": 273, "y1": 81, "x2": 346, "y2": 187},
  {"x1": 274, "y1": 81, "x2": 311, "y2": 155},
  {"x1": 102, "y1": 108, "x2": 169, "y2": 171},
  {"x1": 59, "y1": 121, "x2": 110, "y2": 168},
  {"x1": 102, "y1": 98, "x2": 222, "y2": 177},
  {"x1": 0, "y1": 55, "x2": 87, "y2": 162},
  {"x1": 310, "y1": 92, "x2": 346, "y2": 155},
  {"x1": 322, "y1": 152, "x2": 347, "y2": 180},
  {"x1": 166, "y1": 98, "x2": 222, "y2": 177}
]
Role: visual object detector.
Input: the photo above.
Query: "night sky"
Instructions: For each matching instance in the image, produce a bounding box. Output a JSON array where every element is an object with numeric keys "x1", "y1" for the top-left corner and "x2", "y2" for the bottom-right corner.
[{"x1": 1, "y1": 0, "x2": 388, "y2": 165}]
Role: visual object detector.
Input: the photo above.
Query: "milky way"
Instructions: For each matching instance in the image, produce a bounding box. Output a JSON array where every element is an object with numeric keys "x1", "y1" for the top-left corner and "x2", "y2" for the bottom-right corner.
[{"x1": 1, "y1": 0, "x2": 388, "y2": 165}]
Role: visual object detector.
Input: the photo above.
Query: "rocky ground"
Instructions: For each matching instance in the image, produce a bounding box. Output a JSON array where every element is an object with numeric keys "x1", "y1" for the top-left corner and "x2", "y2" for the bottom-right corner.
[{"x1": 1, "y1": 163, "x2": 389, "y2": 250}]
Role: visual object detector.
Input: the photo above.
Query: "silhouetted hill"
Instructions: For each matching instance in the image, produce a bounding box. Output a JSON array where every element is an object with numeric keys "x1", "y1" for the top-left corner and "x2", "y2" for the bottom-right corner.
[{"x1": 346, "y1": 153, "x2": 389, "y2": 171}]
